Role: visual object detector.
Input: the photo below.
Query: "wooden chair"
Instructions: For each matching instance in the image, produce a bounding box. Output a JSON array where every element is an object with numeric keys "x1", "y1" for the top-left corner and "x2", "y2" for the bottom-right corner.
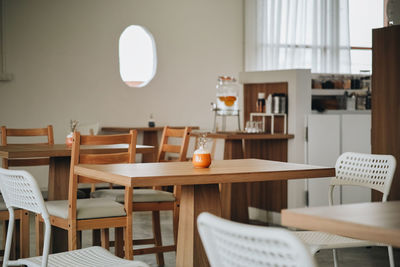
[
  {"x1": 0, "y1": 125, "x2": 54, "y2": 260},
  {"x1": 92, "y1": 126, "x2": 192, "y2": 265},
  {"x1": 36, "y1": 130, "x2": 137, "y2": 259},
  {"x1": 1, "y1": 125, "x2": 54, "y2": 168}
]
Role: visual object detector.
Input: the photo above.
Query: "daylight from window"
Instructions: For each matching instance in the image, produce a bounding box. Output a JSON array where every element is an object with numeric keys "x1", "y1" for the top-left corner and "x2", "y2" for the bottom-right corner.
[
  {"x1": 349, "y1": 0, "x2": 383, "y2": 73},
  {"x1": 119, "y1": 25, "x2": 157, "y2": 88}
]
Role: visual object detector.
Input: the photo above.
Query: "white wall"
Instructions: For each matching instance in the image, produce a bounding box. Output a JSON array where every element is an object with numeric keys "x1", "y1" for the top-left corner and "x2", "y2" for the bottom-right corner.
[{"x1": 0, "y1": 0, "x2": 244, "y2": 187}]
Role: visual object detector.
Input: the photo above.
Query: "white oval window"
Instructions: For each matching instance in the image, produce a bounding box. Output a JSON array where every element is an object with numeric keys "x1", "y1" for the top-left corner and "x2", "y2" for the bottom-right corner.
[{"x1": 119, "y1": 25, "x2": 157, "y2": 88}]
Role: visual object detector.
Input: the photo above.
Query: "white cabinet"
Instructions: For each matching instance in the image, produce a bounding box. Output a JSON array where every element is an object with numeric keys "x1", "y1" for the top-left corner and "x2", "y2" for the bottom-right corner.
[
  {"x1": 341, "y1": 114, "x2": 371, "y2": 204},
  {"x1": 306, "y1": 113, "x2": 371, "y2": 207},
  {"x1": 307, "y1": 115, "x2": 341, "y2": 207}
]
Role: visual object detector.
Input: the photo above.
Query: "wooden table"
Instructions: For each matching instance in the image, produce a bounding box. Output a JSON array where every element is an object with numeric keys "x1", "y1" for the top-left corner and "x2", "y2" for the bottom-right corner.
[
  {"x1": 0, "y1": 143, "x2": 154, "y2": 252},
  {"x1": 282, "y1": 201, "x2": 400, "y2": 248},
  {"x1": 191, "y1": 131, "x2": 295, "y2": 222},
  {"x1": 74, "y1": 158, "x2": 334, "y2": 266},
  {"x1": 101, "y1": 126, "x2": 199, "y2": 162}
]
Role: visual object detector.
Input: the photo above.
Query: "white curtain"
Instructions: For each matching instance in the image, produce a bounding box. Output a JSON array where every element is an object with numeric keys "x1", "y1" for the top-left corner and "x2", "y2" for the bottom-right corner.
[{"x1": 245, "y1": 0, "x2": 351, "y2": 73}]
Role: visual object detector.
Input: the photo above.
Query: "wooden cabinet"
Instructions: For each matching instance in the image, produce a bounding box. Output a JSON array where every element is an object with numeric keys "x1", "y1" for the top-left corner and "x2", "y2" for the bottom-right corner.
[
  {"x1": 372, "y1": 25, "x2": 400, "y2": 201},
  {"x1": 240, "y1": 70, "x2": 311, "y2": 215}
]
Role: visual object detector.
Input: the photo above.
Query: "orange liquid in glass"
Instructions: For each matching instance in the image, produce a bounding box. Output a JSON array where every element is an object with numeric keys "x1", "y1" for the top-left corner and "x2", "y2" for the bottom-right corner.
[
  {"x1": 192, "y1": 153, "x2": 212, "y2": 168},
  {"x1": 219, "y1": 96, "x2": 237, "y2": 107}
]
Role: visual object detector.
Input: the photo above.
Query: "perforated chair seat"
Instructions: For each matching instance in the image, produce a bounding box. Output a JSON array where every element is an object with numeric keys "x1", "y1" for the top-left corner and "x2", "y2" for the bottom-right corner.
[
  {"x1": 45, "y1": 198, "x2": 126, "y2": 220},
  {"x1": 91, "y1": 188, "x2": 176, "y2": 203},
  {"x1": 13, "y1": 246, "x2": 148, "y2": 267},
  {"x1": 294, "y1": 231, "x2": 376, "y2": 254}
]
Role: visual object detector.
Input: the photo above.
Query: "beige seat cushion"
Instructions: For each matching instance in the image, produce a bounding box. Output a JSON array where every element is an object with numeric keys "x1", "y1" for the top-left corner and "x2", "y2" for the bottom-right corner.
[
  {"x1": 91, "y1": 189, "x2": 176, "y2": 203},
  {"x1": 45, "y1": 198, "x2": 126, "y2": 220}
]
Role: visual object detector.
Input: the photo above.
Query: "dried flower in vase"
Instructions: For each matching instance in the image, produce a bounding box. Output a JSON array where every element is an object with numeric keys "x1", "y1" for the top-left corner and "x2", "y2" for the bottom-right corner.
[
  {"x1": 197, "y1": 133, "x2": 208, "y2": 149},
  {"x1": 70, "y1": 120, "x2": 79, "y2": 132}
]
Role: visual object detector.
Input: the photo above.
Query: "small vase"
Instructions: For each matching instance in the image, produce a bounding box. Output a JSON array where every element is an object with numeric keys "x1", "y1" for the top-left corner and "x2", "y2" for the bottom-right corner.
[
  {"x1": 66, "y1": 132, "x2": 73, "y2": 147},
  {"x1": 192, "y1": 147, "x2": 212, "y2": 168}
]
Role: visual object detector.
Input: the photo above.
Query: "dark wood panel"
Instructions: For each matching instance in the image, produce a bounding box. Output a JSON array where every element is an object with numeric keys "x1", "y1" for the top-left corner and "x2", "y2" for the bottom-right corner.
[
  {"x1": 244, "y1": 140, "x2": 288, "y2": 212},
  {"x1": 371, "y1": 25, "x2": 400, "y2": 201},
  {"x1": 243, "y1": 83, "x2": 289, "y2": 212}
]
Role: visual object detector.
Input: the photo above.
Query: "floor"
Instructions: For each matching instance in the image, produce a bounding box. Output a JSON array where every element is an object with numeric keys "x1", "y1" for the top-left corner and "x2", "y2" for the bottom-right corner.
[{"x1": 12, "y1": 211, "x2": 400, "y2": 266}]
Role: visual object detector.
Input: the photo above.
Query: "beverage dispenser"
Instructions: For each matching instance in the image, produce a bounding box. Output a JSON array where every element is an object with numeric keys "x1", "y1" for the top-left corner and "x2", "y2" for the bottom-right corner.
[{"x1": 212, "y1": 76, "x2": 241, "y2": 132}]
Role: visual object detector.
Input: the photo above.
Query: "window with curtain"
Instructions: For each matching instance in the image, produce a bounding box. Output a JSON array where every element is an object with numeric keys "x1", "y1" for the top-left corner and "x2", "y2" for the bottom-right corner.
[
  {"x1": 349, "y1": 0, "x2": 383, "y2": 73},
  {"x1": 245, "y1": 0, "x2": 351, "y2": 73}
]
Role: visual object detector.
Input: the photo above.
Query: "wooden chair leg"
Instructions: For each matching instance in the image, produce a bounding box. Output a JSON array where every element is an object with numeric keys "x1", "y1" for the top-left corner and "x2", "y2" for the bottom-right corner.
[
  {"x1": 67, "y1": 227, "x2": 77, "y2": 251},
  {"x1": 77, "y1": 231, "x2": 82, "y2": 249},
  {"x1": 115, "y1": 227, "x2": 124, "y2": 258},
  {"x1": 19, "y1": 210, "x2": 30, "y2": 258},
  {"x1": 173, "y1": 204, "x2": 180, "y2": 245},
  {"x1": 124, "y1": 225, "x2": 133, "y2": 260},
  {"x1": 92, "y1": 229, "x2": 101, "y2": 246},
  {"x1": 35, "y1": 215, "x2": 44, "y2": 256},
  {"x1": 152, "y1": 211, "x2": 164, "y2": 266},
  {"x1": 2, "y1": 220, "x2": 7, "y2": 250},
  {"x1": 100, "y1": 229, "x2": 110, "y2": 250}
]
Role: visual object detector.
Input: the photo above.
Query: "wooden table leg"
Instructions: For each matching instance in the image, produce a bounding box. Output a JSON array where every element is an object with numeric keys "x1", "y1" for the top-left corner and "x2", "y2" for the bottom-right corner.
[
  {"x1": 48, "y1": 157, "x2": 70, "y2": 200},
  {"x1": 48, "y1": 157, "x2": 70, "y2": 253},
  {"x1": 176, "y1": 184, "x2": 221, "y2": 267},
  {"x1": 142, "y1": 131, "x2": 158, "y2": 162},
  {"x1": 220, "y1": 139, "x2": 249, "y2": 223}
]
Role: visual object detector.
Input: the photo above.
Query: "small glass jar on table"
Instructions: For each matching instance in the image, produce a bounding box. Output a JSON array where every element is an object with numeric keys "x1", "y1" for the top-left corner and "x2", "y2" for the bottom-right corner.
[{"x1": 192, "y1": 133, "x2": 212, "y2": 168}]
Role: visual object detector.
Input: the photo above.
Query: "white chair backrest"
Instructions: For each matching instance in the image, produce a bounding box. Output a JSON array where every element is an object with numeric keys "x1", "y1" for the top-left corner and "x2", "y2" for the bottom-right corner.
[
  {"x1": 0, "y1": 168, "x2": 49, "y2": 218},
  {"x1": 330, "y1": 152, "x2": 396, "y2": 203},
  {"x1": 0, "y1": 167, "x2": 51, "y2": 267},
  {"x1": 197, "y1": 212, "x2": 316, "y2": 267}
]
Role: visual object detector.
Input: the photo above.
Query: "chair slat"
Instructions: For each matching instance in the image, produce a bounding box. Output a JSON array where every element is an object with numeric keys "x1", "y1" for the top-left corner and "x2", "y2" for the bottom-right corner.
[
  {"x1": 161, "y1": 144, "x2": 181, "y2": 154},
  {"x1": 79, "y1": 153, "x2": 129, "y2": 164},
  {"x1": 80, "y1": 134, "x2": 132, "y2": 145},
  {"x1": 5, "y1": 128, "x2": 50, "y2": 137},
  {"x1": 164, "y1": 128, "x2": 188, "y2": 138}
]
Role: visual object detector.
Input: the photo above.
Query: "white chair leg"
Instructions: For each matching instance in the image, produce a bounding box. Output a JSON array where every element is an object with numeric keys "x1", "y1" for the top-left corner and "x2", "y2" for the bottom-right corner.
[
  {"x1": 333, "y1": 249, "x2": 339, "y2": 267},
  {"x1": 388, "y1": 246, "x2": 395, "y2": 267}
]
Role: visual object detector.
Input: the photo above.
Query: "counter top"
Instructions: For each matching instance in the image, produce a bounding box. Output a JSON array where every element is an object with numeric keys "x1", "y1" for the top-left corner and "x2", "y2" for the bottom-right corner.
[{"x1": 191, "y1": 131, "x2": 294, "y2": 140}]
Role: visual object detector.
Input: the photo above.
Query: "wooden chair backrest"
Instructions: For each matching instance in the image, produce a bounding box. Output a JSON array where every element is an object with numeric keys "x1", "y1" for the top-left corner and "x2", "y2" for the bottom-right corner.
[
  {"x1": 155, "y1": 127, "x2": 191, "y2": 196},
  {"x1": 1, "y1": 125, "x2": 54, "y2": 168},
  {"x1": 157, "y1": 126, "x2": 192, "y2": 162},
  {"x1": 70, "y1": 130, "x2": 137, "y2": 186}
]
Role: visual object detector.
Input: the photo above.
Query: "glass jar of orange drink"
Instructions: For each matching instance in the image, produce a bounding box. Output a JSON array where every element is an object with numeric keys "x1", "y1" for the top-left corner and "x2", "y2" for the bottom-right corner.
[{"x1": 216, "y1": 76, "x2": 239, "y2": 116}]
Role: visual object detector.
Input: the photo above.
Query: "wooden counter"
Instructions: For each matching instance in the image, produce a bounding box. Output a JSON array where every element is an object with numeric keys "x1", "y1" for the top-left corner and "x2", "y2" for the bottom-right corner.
[{"x1": 192, "y1": 131, "x2": 294, "y2": 222}]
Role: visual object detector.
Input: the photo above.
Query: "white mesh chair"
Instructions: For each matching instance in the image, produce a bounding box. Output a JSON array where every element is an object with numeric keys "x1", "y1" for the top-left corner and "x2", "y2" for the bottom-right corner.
[
  {"x1": 294, "y1": 152, "x2": 396, "y2": 267},
  {"x1": 0, "y1": 167, "x2": 149, "y2": 267},
  {"x1": 197, "y1": 212, "x2": 316, "y2": 267}
]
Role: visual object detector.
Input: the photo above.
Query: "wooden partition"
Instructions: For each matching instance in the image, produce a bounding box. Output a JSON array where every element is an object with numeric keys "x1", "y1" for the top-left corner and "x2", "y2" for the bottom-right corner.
[
  {"x1": 243, "y1": 82, "x2": 289, "y2": 212},
  {"x1": 372, "y1": 25, "x2": 400, "y2": 201}
]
